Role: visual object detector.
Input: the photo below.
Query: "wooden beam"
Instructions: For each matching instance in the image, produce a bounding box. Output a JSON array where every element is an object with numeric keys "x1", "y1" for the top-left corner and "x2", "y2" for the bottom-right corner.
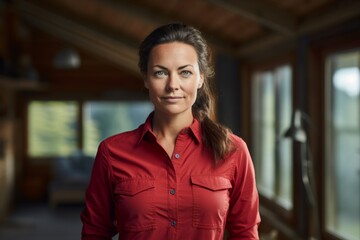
[
  {"x1": 41, "y1": 0, "x2": 162, "y2": 41},
  {"x1": 236, "y1": 33, "x2": 290, "y2": 57},
  {"x1": 236, "y1": 1, "x2": 360, "y2": 58},
  {"x1": 298, "y1": 1, "x2": 360, "y2": 35},
  {"x1": 84, "y1": 0, "x2": 237, "y2": 54},
  {"x1": 0, "y1": 75, "x2": 47, "y2": 90},
  {"x1": 16, "y1": 0, "x2": 240, "y2": 60},
  {"x1": 15, "y1": 1, "x2": 140, "y2": 76},
  {"x1": 208, "y1": 0, "x2": 296, "y2": 36}
]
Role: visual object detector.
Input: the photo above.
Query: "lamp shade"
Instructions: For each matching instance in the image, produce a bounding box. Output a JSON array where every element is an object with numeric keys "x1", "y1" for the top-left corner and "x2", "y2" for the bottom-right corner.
[
  {"x1": 54, "y1": 48, "x2": 81, "y2": 69},
  {"x1": 284, "y1": 109, "x2": 307, "y2": 143}
]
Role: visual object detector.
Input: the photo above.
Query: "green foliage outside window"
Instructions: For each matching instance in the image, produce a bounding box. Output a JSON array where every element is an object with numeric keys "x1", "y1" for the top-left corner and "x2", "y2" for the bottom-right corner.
[
  {"x1": 28, "y1": 100, "x2": 153, "y2": 158},
  {"x1": 83, "y1": 101, "x2": 153, "y2": 156},
  {"x1": 28, "y1": 101, "x2": 78, "y2": 157}
]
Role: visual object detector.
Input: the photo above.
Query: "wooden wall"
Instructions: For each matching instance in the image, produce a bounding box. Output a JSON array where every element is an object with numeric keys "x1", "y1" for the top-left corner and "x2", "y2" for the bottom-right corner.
[{"x1": 0, "y1": 6, "x2": 145, "y2": 207}]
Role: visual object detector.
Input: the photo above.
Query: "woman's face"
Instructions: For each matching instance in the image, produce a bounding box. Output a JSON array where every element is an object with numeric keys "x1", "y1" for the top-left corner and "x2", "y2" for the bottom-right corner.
[{"x1": 145, "y1": 42, "x2": 204, "y2": 118}]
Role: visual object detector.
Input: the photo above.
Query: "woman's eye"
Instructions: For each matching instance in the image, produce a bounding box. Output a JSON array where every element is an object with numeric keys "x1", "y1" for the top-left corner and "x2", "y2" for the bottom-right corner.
[
  {"x1": 181, "y1": 70, "x2": 192, "y2": 77},
  {"x1": 154, "y1": 71, "x2": 167, "y2": 77}
]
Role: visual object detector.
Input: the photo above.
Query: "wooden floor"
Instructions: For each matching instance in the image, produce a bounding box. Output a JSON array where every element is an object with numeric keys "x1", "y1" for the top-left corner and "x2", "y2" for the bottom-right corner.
[
  {"x1": 0, "y1": 203, "x2": 85, "y2": 240},
  {"x1": 0, "y1": 203, "x2": 276, "y2": 240}
]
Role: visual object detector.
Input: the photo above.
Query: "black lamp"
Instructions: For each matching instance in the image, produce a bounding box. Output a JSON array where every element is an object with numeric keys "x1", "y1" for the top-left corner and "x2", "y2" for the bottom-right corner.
[
  {"x1": 284, "y1": 109, "x2": 307, "y2": 143},
  {"x1": 284, "y1": 109, "x2": 321, "y2": 239}
]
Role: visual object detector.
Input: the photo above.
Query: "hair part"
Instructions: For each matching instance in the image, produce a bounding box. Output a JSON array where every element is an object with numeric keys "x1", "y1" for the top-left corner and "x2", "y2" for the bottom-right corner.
[{"x1": 138, "y1": 23, "x2": 234, "y2": 163}]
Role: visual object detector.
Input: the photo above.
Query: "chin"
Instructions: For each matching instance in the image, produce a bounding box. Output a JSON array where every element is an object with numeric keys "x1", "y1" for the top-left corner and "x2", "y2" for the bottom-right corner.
[{"x1": 156, "y1": 106, "x2": 192, "y2": 117}]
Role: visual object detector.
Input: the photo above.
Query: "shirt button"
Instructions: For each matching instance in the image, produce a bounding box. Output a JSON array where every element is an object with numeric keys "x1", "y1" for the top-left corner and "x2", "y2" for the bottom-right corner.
[
  {"x1": 170, "y1": 220, "x2": 177, "y2": 227},
  {"x1": 170, "y1": 189, "x2": 176, "y2": 195},
  {"x1": 174, "y1": 153, "x2": 180, "y2": 159}
]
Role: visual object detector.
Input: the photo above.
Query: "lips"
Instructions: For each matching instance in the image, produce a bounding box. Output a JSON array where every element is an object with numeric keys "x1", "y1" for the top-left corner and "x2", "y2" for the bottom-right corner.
[{"x1": 161, "y1": 96, "x2": 183, "y2": 103}]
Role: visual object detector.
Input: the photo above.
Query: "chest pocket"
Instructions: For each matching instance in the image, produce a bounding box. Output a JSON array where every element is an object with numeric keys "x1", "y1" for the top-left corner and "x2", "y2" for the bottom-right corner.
[
  {"x1": 191, "y1": 176, "x2": 232, "y2": 229},
  {"x1": 114, "y1": 179, "x2": 156, "y2": 231}
]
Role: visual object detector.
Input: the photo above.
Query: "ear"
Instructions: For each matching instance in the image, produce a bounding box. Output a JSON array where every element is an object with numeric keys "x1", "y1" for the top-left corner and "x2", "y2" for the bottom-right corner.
[
  {"x1": 198, "y1": 74, "x2": 204, "y2": 89},
  {"x1": 143, "y1": 75, "x2": 149, "y2": 89}
]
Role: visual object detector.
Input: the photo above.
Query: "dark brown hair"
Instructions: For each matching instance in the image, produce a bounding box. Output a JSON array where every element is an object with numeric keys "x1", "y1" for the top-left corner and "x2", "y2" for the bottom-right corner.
[{"x1": 138, "y1": 23, "x2": 233, "y2": 162}]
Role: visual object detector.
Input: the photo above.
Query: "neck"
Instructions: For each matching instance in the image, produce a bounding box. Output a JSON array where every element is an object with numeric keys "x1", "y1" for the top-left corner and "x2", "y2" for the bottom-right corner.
[
  {"x1": 151, "y1": 111, "x2": 193, "y2": 158},
  {"x1": 152, "y1": 111, "x2": 193, "y2": 140}
]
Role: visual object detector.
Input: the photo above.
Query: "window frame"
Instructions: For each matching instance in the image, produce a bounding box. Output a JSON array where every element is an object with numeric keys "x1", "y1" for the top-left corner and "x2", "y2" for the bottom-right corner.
[
  {"x1": 23, "y1": 91, "x2": 151, "y2": 164},
  {"x1": 252, "y1": 65, "x2": 294, "y2": 206},
  {"x1": 324, "y1": 49, "x2": 360, "y2": 240},
  {"x1": 242, "y1": 55, "x2": 296, "y2": 226},
  {"x1": 308, "y1": 27, "x2": 360, "y2": 240}
]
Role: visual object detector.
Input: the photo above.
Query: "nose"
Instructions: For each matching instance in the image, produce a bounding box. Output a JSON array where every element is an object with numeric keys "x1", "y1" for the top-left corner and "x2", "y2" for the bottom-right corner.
[{"x1": 166, "y1": 73, "x2": 180, "y2": 92}]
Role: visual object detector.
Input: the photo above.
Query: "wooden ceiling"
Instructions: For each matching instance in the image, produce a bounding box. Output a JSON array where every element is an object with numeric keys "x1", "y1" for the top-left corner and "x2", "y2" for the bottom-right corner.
[{"x1": 13, "y1": 0, "x2": 360, "y2": 74}]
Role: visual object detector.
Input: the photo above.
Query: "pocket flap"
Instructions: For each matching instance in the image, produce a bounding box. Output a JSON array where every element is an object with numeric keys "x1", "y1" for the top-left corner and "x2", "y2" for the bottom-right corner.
[
  {"x1": 191, "y1": 176, "x2": 232, "y2": 191},
  {"x1": 115, "y1": 179, "x2": 155, "y2": 196}
]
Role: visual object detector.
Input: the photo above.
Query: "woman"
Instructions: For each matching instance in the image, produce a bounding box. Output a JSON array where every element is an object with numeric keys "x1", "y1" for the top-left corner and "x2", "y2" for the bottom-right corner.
[{"x1": 81, "y1": 23, "x2": 260, "y2": 240}]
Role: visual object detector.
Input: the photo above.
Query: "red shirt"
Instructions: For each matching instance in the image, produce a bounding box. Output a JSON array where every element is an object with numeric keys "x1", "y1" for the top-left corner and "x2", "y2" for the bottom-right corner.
[{"x1": 81, "y1": 115, "x2": 260, "y2": 240}]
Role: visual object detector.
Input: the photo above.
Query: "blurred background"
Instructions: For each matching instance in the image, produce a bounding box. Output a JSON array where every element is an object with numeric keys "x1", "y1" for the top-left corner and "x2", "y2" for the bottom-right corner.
[{"x1": 0, "y1": 0, "x2": 359, "y2": 239}]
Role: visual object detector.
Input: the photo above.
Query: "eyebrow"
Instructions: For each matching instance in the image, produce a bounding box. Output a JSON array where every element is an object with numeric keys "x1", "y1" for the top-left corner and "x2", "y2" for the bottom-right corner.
[{"x1": 152, "y1": 64, "x2": 193, "y2": 70}]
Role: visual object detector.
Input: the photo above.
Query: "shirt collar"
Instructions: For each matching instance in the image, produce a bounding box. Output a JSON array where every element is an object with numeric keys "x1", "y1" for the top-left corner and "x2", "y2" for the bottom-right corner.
[
  {"x1": 188, "y1": 118, "x2": 201, "y2": 144},
  {"x1": 137, "y1": 112, "x2": 202, "y2": 145},
  {"x1": 137, "y1": 112, "x2": 155, "y2": 145}
]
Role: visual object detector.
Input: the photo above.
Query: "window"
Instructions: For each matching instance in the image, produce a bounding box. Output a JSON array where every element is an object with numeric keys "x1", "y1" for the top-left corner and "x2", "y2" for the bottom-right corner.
[
  {"x1": 325, "y1": 50, "x2": 360, "y2": 240},
  {"x1": 28, "y1": 101, "x2": 78, "y2": 157},
  {"x1": 252, "y1": 65, "x2": 293, "y2": 209},
  {"x1": 28, "y1": 100, "x2": 153, "y2": 158},
  {"x1": 83, "y1": 101, "x2": 153, "y2": 156}
]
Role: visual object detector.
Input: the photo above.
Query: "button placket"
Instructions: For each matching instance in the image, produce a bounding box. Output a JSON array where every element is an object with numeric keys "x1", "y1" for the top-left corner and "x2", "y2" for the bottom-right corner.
[
  {"x1": 167, "y1": 132, "x2": 186, "y2": 234},
  {"x1": 167, "y1": 162, "x2": 177, "y2": 234}
]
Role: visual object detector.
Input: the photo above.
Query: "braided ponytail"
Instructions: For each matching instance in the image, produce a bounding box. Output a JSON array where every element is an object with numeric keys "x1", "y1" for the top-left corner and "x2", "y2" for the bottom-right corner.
[{"x1": 192, "y1": 69, "x2": 233, "y2": 162}]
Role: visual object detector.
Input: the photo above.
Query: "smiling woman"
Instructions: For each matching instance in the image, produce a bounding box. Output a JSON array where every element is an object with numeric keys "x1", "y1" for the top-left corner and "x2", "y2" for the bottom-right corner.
[
  {"x1": 81, "y1": 23, "x2": 260, "y2": 240},
  {"x1": 144, "y1": 42, "x2": 204, "y2": 128}
]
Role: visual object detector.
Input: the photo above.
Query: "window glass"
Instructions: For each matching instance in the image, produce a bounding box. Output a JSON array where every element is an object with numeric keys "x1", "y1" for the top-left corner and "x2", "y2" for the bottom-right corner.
[
  {"x1": 83, "y1": 101, "x2": 153, "y2": 156},
  {"x1": 28, "y1": 101, "x2": 78, "y2": 157},
  {"x1": 253, "y1": 71, "x2": 276, "y2": 198},
  {"x1": 252, "y1": 65, "x2": 293, "y2": 209},
  {"x1": 325, "y1": 50, "x2": 360, "y2": 240},
  {"x1": 275, "y1": 66, "x2": 293, "y2": 209}
]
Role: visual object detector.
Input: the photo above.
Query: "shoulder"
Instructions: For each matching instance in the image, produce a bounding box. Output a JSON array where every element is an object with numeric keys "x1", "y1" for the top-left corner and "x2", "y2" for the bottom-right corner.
[
  {"x1": 226, "y1": 133, "x2": 254, "y2": 167},
  {"x1": 101, "y1": 123, "x2": 145, "y2": 148},
  {"x1": 228, "y1": 133, "x2": 249, "y2": 153}
]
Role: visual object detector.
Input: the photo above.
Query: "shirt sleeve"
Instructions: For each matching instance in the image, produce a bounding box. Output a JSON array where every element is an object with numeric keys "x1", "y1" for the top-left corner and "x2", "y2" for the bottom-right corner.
[
  {"x1": 81, "y1": 141, "x2": 118, "y2": 240},
  {"x1": 226, "y1": 138, "x2": 261, "y2": 240}
]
